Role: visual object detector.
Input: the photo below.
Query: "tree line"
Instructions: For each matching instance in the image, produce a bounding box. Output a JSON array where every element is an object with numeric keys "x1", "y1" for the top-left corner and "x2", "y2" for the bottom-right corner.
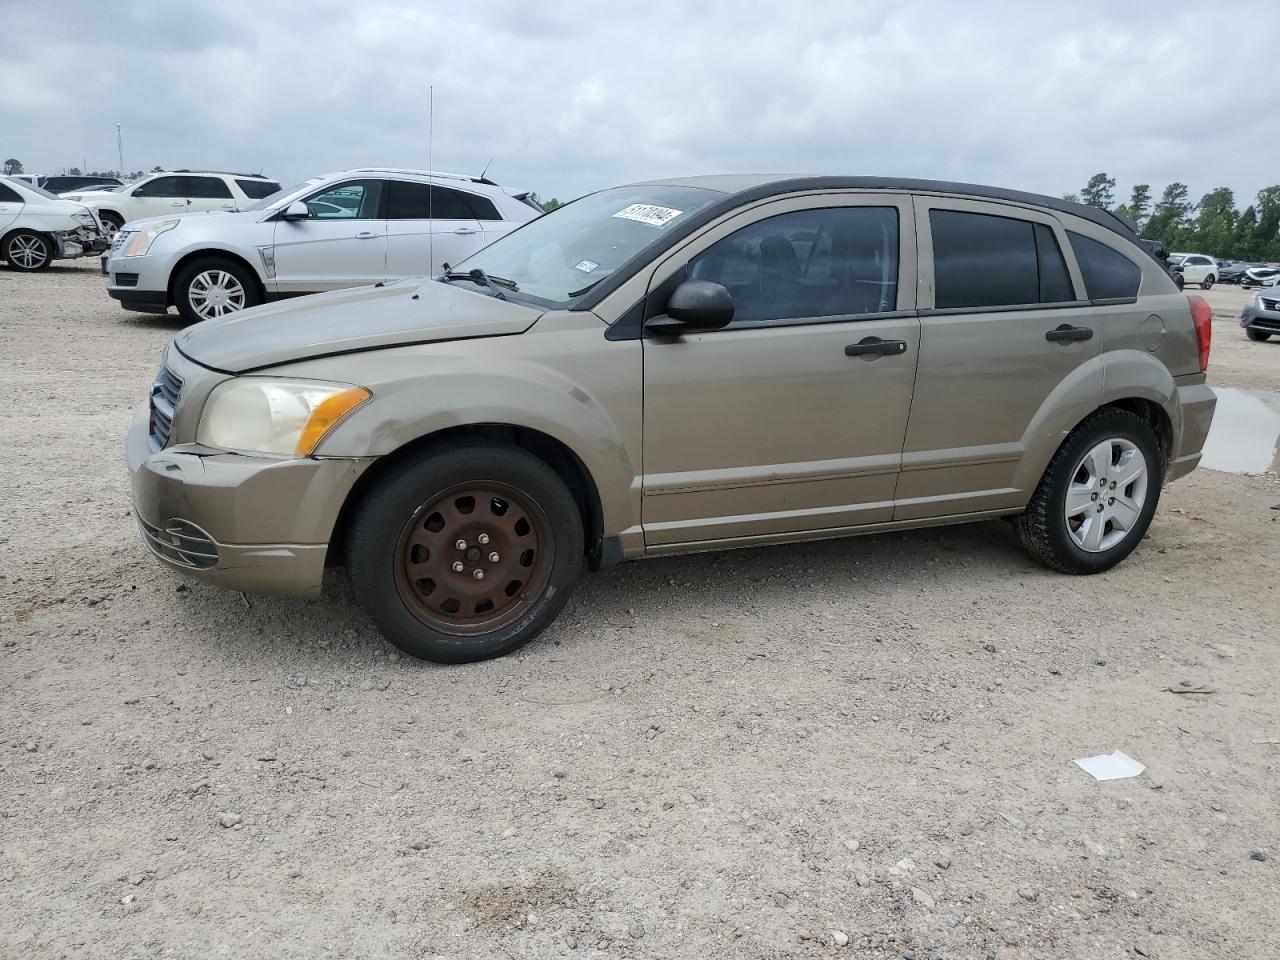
[{"x1": 1066, "y1": 173, "x2": 1280, "y2": 262}]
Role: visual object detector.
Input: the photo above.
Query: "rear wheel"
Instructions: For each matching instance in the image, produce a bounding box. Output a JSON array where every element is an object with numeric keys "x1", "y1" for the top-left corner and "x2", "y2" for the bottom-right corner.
[
  {"x1": 2, "y1": 230, "x2": 53, "y2": 271},
  {"x1": 1247, "y1": 328, "x2": 1272, "y2": 342},
  {"x1": 1201, "y1": 274, "x2": 1214, "y2": 290},
  {"x1": 173, "y1": 256, "x2": 260, "y2": 325},
  {"x1": 1016, "y1": 408, "x2": 1162, "y2": 574},
  {"x1": 346, "y1": 440, "x2": 584, "y2": 663}
]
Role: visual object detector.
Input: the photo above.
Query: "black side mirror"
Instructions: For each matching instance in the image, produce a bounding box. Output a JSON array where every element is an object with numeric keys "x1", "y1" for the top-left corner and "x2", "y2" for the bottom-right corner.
[{"x1": 644, "y1": 280, "x2": 735, "y2": 335}]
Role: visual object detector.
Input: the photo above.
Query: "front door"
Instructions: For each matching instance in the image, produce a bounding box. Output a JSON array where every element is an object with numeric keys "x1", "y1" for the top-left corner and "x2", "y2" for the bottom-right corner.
[
  {"x1": 641, "y1": 195, "x2": 919, "y2": 547},
  {"x1": 894, "y1": 199, "x2": 1102, "y2": 520},
  {"x1": 271, "y1": 179, "x2": 387, "y2": 293},
  {"x1": 127, "y1": 175, "x2": 191, "y2": 222}
]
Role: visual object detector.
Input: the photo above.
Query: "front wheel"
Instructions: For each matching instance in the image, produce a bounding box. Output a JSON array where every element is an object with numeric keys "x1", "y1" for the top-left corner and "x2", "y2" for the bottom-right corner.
[
  {"x1": 3, "y1": 230, "x2": 53, "y2": 271},
  {"x1": 345, "y1": 440, "x2": 584, "y2": 663},
  {"x1": 98, "y1": 210, "x2": 124, "y2": 242},
  {"x1": 1016, "y1": 409, "x2": 1162, "y2": 574},
  {"x1": 173, "y1": 256, "x2": 261, "y2": 325},
  {"x1": 1247, "y1": 328, "x2": 1272, "y2": 342}
]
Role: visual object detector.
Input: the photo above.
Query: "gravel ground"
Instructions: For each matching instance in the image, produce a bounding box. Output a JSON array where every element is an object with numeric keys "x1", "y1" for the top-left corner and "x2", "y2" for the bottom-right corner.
[{"x1": 2, "y1": 261, "x2": 1278, "y2": 960}]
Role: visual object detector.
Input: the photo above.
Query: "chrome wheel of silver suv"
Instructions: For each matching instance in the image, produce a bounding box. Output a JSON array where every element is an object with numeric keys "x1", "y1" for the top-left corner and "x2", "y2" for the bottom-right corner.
[{"x1": 188, "y1": 269, "x2": 247, "y2": 319}]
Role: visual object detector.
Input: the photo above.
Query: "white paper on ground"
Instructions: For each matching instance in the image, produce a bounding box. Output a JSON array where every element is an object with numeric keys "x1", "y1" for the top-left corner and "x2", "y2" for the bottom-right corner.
[{"x1": 1073, "y1": 751, "x2": 1146, "y2": 781}]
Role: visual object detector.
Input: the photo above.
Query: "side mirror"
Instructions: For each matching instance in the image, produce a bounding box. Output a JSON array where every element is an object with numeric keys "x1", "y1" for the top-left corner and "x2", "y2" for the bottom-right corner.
[
  {"x1": 282, "y1": 201, "x2": 309, "y2": 221},
  {"x1": 644, "y1": 280, "x2": 735, "y2": 335}
]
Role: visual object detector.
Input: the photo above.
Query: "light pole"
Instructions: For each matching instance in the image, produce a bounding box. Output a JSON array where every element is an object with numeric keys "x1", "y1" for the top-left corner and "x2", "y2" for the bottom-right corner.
[{"x1": 115, "y1": 123, "x2": 123, "y2": 176}]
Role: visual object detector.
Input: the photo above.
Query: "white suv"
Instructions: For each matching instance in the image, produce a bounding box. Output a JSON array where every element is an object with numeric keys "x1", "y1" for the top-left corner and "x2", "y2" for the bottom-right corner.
[
  {"x1": 1171, "y1": 252, "x2": 1218, "y2": 289},
  {"x1": 64, "y1": 170, "x2": 281, "y2": 239},
  {"x1": 0, "y1": 176, "x2": 108, "y2": 271},
  {"x1": 102, "y1": 168, "x2": 542, "y2": 324}
]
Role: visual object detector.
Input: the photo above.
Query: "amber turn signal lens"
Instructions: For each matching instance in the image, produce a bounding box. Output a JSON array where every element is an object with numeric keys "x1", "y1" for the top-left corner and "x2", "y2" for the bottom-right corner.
[{"x1": 294, "y1": 387, "x2": 371, "y2": 456}]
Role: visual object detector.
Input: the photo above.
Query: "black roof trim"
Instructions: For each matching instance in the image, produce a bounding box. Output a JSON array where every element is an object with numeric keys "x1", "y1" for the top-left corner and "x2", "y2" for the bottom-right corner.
[
  {"x1": 170, "y1": 169, "x2": 271, "y2": 178},
  {"x1": 569, "y1": 176, "x2": 1148, "y2": 312}
]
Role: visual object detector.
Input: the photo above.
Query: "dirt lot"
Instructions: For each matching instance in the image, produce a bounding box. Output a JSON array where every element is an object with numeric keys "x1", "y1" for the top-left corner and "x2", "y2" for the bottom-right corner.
[{"x1": 2, "y1": 263, "x2": 1278, "y2": 960}]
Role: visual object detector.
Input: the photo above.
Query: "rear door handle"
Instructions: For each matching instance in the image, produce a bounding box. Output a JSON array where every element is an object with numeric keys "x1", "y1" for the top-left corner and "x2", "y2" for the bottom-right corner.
[
  {"x1": 355, "y1": 231, "x2": 379, "y2": 240},
  {"x1": 453, "y1": 227, "x2": 478, "y2": 235},
  {"x1": 845, "y1": 337, "x2": 908, "y2": 358},
  {"x1": 1045, "y1": 324, "x2": 1094, "y2": 343}
]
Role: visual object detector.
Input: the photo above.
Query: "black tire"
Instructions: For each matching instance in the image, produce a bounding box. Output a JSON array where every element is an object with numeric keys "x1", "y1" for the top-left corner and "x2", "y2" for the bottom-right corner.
[
  {"x1": 2, "y1": 230, "x2": 54, "y2": 271},
  {"x1": 173, "y1": 255, "x2": 261, "y2": 325},
  {"x1": 1201, "y1": 275, "x2": 1214, "y2": 290},
  {"x1": 1173, "y1": 273, "x2": 1184, "y2": 291},
  {"x1": 1246, "y1": 328, "x2": 1272, "y2": 342},
  {"x1": 345, "y1": 440, "x2": 584, "y2": 663},
  {"x1": 1015, "y1": 408, "x2": 1163, "y2": 575},
  {"x1": 98, "y1": 210, "x2": 125, "y2": 240}
]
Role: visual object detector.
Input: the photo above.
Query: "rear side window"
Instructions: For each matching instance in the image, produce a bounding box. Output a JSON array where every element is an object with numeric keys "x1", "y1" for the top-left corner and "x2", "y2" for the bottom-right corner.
[
  {"x1": 386, "y1": 182, "x2": 474, "y2": 220},
  {"x1": 0, "y1": 183, "x2": 22, "y2": 203},
  {"x1": 930, "y1": 210, "x2": 1074, "y2": 309},
  {"x1": 465, "y1": 193, "x2": 501, "y2": 221},
  {"x1": 236, "y1": 178, "x2": 280, "y2": 199},
  {"x1": 1068, "y1": 232, "x2": 1141, "y2": 300},
  {"x1": 178, "y1": 176, "x2": 233, "y2": 199}
]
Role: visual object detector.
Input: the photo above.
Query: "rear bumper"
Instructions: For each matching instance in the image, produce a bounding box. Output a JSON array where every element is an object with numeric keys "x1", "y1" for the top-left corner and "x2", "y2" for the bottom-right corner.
[
  {"x1": 1168, "y1": 381, "x2": 1216, "y2": 483},
  {"x1": 52, "y1": 231, "x2": 107, "y2": 260},
  {"x1": 126, "y1": 408, "x2": 376, "y2": 597}
]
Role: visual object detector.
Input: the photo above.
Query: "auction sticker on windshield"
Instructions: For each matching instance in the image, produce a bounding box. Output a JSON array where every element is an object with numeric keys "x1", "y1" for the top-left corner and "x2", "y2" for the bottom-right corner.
[{"x1": 612, "y1": 204, "x2": 683, "y2": 227}]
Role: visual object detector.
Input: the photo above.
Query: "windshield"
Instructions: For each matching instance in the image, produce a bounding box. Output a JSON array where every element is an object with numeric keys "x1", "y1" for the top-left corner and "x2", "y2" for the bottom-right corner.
[
  {"x1": 450, "y1": 185, "x2": 725, "y2": 305},
  {"x1": 244, "y1": 177, "x2": 327, "y2": 212}
]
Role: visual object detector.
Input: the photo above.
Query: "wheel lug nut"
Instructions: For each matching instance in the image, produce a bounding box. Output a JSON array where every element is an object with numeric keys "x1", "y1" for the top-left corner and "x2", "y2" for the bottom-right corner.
[
  {"x1": 489, "y1": 551, "x2": 500, "y2": 563},
  {"x1": 451, "y1": 561, "x2": 464, "y2": 573},
  {"x1": 472, "y1": 569, "x2": 485, "y2": 581},
  {"x1": 1110, "y1": 481, "x2": 1117, "y2": 489},
  {"x1": 477, "y1": 533, "x2": 490, "y2": 545},
  {"x1": 1108, "y1": 497, "x2": 1115, "y2": 505},
  {"x1": 455, "y1": 539, "x2": 467, "y2": 550},
  {"x1": 1091, "y1": 493, "x2": 1098, "y2": 501}
]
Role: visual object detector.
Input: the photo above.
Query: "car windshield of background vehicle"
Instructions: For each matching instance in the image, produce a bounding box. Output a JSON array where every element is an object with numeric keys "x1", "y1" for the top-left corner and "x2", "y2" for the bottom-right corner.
[
  {"x1": 243, "y1": 177, "x2": 327, "y2": 212},
  {"x1": 447, "y1": 185, "x2": 725, "y2": 306},
  {"x1": 22, "y1": 182, "x2": 66, "y2": 201}
]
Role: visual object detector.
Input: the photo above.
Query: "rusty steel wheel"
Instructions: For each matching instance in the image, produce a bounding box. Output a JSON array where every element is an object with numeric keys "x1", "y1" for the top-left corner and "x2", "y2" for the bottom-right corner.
[
  {"x1": 349, "y1": 440, "x2": 584, "y2": 662},
  {"x1": 394, "y1": 482, "x2": 555, "y2": 635}
]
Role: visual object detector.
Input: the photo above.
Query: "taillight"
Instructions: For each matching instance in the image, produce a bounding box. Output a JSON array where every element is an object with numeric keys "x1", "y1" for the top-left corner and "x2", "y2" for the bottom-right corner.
[{"x1": 1186, "y1": 294, "x2": 1212, "y2": 372}]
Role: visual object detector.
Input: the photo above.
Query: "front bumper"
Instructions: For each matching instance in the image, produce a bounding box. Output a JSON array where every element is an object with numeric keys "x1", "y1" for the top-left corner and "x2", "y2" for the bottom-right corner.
[
  {"x1": 105, "y1": 247, "x2": 179, "y2": 313},
  {"x1": 126, "y1": 406, "x2": 375, "y2": 597},
  {"x1": 1240, "y1": 301, "x2": 1280, "y2": 336}
]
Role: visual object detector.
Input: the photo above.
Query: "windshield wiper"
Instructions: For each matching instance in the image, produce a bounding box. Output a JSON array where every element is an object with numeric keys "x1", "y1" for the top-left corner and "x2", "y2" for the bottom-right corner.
[
  {"x1": 440, "y1": 267, "x2": 518, "y2": 299},
  {"x1": 567, "y1": 276, "x2": 606, "y2": 298}
]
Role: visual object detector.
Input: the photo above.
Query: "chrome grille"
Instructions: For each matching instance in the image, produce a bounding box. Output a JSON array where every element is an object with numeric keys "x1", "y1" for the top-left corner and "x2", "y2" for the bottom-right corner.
[
  {"x1": 1261, "y1": 297, "x2": 1280, "y2": 312},
  {"x1": 150, "y1": 365, "x2": 183, "y2": 449},
  {"x1": 137, "y1": 517, "x2": 219, "y2": 569}
]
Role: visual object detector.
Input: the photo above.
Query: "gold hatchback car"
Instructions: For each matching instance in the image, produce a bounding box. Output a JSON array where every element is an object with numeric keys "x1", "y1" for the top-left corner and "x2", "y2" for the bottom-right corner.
[{"x1": 128, "y1": 175, "x2": 1216, "y2": 662}]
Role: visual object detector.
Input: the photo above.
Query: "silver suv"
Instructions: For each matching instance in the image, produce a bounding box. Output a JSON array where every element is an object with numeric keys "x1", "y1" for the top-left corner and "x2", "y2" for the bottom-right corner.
[{"x1": 102, "y1": 169, "x2": 542, "y2": 324}]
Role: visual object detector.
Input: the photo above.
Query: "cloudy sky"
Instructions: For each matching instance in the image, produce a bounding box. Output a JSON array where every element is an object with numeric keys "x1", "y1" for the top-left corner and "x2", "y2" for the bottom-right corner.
[{"x1": 2, "y1": 1, "x2": 1276, "y2": 208}]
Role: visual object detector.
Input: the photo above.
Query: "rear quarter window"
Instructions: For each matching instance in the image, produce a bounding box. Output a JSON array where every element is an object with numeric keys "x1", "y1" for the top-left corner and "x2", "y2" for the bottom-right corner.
[
  {"x1": 236, "y1": 179, "x2": 280, "y2": 199},
  {"x1": 1068, "y1": 232, "x2": 1141, "y2": 300},
  {"x1": 0, "y1": 183, "x2": 22, "y2": 203}
]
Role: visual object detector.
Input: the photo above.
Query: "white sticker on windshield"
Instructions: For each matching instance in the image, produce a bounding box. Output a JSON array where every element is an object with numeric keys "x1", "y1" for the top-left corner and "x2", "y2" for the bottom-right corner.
[
  {"x1": 573, "y1": 259, "x2": 600, "y2": 273},
  {"x1": 612, "y1": 203, "x2": 683, "y2": 228}
]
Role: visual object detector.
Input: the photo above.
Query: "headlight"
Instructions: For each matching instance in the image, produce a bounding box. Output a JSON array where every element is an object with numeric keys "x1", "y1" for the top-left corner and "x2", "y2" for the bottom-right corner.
[
  {"x1": 196, "y1": 378, "x2": 371, "y2": 457},
  {"x1": 72, "y1": 213, "x2": 97, "y2": 228},
  {"x1": 121, "y1": 219, "x2": 180, "y2": 257}
]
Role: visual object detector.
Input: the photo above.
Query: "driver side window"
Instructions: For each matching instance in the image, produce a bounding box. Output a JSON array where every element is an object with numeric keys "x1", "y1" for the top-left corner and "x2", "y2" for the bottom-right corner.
[
  {"x1": 688, "y1": 206, "x2": 900, "y2": 325},
  {"x1": 303, "y1": 180, "x2": 383, "y2": 219},
  {"x1": 133, "y1": 176, "x2": 184, "y2": 198}
]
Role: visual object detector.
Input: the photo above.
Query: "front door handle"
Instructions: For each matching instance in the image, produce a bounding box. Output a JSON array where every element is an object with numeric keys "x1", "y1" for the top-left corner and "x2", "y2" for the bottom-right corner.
[
  {"x1": 845, "y1": 337, "x2": 908, "y2": 359},
  {"x1": 355, "y1": 231, "x2": 379, "y2": 240},
  {"x1": 1045, "y1": 324, "x2": 1094, "y2": 343},
  {"x1": 453, "y1": 227, "x2": 479, "y2": 235}
]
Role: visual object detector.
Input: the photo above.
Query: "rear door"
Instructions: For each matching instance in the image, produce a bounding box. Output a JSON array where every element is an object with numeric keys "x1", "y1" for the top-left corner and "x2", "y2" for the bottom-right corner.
[
  {"x1": 0, "y1": 181, "x2": 23, "y2": 231},
  {"x1": 640, "y1": 193, "x2": 919, "y2": 546},
  {"x1": 271, "y1": 179, "x2": 387, "y2": 293},
  {"x1": 384, "y1": 181, "x2": 484, "y2": 278},
  {"x1": 177, "y1": 175, "x2": 236, "y2": 213},
  {"x1": 895, "y1": 199, "x2": 1101, "y2": 520}
]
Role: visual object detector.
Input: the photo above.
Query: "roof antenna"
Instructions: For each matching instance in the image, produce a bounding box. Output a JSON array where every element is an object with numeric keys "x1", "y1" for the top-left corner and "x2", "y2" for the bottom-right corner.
[
  {"x1": 428, "y1": 84, "x2": 434, "y2": 277},
  {"x1": 479, "y1": 156, "x2": 494, "y2": 182}
]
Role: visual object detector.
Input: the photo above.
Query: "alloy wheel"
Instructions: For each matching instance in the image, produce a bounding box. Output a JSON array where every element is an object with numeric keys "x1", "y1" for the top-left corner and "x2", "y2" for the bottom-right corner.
[
  {"x1": 1064, "y1": 437, "x2": 1148, "y2": 553},
  {"x1": 394, "y1": 482, "x2": 554, "y2": 636},
  {"x1": 8, "y1": 234, "x2": 49, "y2": 269},
  {"x1": 188, "y1": 269, "x2": 247, "y2": 319}
]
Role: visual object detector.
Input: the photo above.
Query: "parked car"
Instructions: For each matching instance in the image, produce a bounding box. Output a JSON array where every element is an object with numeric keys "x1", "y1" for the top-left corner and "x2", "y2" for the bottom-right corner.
[
  {"x1": 102, "y1": 168, "x2": 542, "y2": 324},
  {"x1": 1139, "y1": 238, "x2": 1183, "y2": 289},
  {"x1": 43, "y1": 175, "x2": 124, "y2": 194},
  {"x1": 63, "y1": 170, "x2": 280, "y2": 239},
  {"x1": 0, "y1": 176, "x2": 108, "y2": 271},
  {"x1": 1170, "y1": 252, "x2": 1217, "y2": 288},
  {"x1": 126, "y1": 174, "x2": 1217, "y2": 663},
  {"x1": 1240, "y1": 289, "x2": 1280, "y2": 341},
  {"x1": 1217, "y1": 259, "x2": 1250, "y2": 284},
  {"x1": 1242, "y1": 265, "x2": 1280, "y2": 288}
]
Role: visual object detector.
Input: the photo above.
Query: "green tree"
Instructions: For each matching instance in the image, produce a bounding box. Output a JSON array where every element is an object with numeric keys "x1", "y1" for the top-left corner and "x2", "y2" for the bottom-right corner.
[
  {"x1": 541, "y1": 196, "x2": 563, "y2": 212},
  {"x1": 67, "y1": 166, "x2": 82, "y2": 176},
  {"x1": 1062, "y1": 192, "x2": 1080, "y2": 204},
  {"x1": 1191, "y1": 187, "x2": 1236, "y2": 256},
  {"x1": 1144, "y1": 182, "x2": 1192, "y2": 248},
  {"x1": 1256, "y1": 186, "x2": 1280, "y2": 259},
  {"x1": 1128, "y1": 184, "x2": 1151, "y2": 227},
  {"x1": 1080, "y1": 172, "x2": 1116, "y2": 209},
  {"x1": 1231, "y1": 205, "x2": 1259, "y2": 260},
  {"x1": 3, "y1": 158, "x2": 23, "y2": 175}
]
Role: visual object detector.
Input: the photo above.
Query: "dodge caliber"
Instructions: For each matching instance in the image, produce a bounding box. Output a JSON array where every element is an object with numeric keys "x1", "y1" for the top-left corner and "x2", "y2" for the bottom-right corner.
[{"x1": 127, "y1": 175, "x2": 1217, "y2": 662}]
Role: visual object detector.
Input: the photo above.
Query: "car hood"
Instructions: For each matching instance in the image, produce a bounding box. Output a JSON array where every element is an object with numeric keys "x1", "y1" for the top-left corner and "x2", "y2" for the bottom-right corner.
[{"x1": 175, "y1": 277, "x2": 544, "y2": 374}]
